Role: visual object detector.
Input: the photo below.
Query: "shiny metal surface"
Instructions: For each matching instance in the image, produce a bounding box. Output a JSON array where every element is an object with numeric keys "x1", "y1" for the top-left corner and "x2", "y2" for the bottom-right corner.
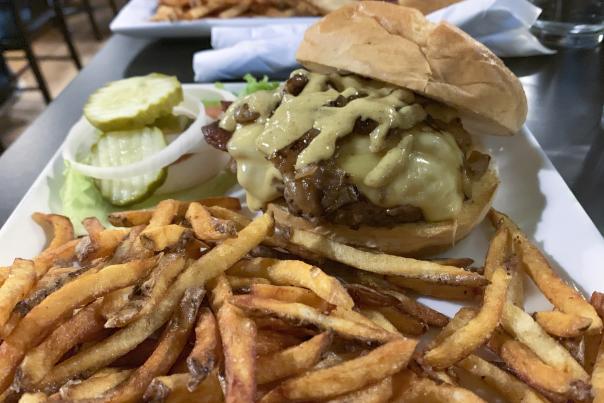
[{"x1": 0, "y1": 35, "x2": 602, "y2": 234}]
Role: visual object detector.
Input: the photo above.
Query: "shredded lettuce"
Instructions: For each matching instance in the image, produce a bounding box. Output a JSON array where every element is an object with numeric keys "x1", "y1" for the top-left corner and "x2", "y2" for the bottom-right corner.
[
  {"x1": 239, "y1": 74, "x2": 279, "y2": 96},
  {"x1": 60, "y1": 161, "x2": 238, "y2": 234}
]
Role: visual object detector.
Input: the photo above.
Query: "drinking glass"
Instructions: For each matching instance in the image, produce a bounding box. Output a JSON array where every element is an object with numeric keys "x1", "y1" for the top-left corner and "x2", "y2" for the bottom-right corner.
[{"x1": 529, "y1": 0, "x2": 604, "y2": 48}]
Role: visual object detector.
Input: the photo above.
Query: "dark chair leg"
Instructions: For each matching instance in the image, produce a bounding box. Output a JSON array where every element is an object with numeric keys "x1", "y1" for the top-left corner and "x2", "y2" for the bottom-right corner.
[
  {"x1": 81, "y1": 0, "x2": 103, "y2": 40},
  {"x1": 23, "y1": 42, "x2": 52, "y2": 103},
  {"x1": 9, "y1": 0, "x2": 52, "y2": 103},
  {"x1": 51, "y1": 0, "x2": 83, "y2": 70},
  {"x1": 108, "y1": 0, "x2": 118, "y2": 16}
]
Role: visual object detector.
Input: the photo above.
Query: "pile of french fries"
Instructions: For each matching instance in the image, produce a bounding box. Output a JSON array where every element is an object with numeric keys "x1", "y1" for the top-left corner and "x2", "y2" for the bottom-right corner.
[
  {"x1": 0, "y1": 196, "x2": 603, "y2": 402},
  {"x1": 152, "y1": 0, "x2": 342, "y2": 22}
]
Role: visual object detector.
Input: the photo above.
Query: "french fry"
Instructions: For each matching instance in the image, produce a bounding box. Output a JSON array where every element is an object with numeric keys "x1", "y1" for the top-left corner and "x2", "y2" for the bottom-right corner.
[
  {"x1": 209, "y1": 274, "x2": 233, "y2": 311},
  {"x1": 218, "y1": 302, "x2": 257, "y2": 403},
  {"x1": 353, "y1": 273, "x2": 449, "y2": 327},
  {"x1": 345, "y1": 283, "x2": 395, "y2": 307},
  {"x1": 374, "y1": 306, "x2": 426, "y2": 336},
  {"x1": 32, "y1": 213, "x2": 74, "y2": 252},
  {"x1": 484, "y1": 226, "x2": 523, "y2": 306},
  {"x1": 591, "y1": 291, "x2": 604, "y2": 402},
  {"x1": 0, "y1": 257, "x2": 157, "y2": 393},
  {"x1": 108, "y1": 197, "x2": 241, "y2": 227},
  {"x1": 585, "y1": 333, "x2": 602, "y2": 375},
  {"x1": 289, "y1": 229, "x2": 487, "y2": 286},
  {"x1": 144, "y1": 371, "x2": 224, "y2": 403},
  {"x1": 0, "y1": 267, "x2": 8, "y2": 287},
  {"x1": 325, "y1": 376, "x2": 392, "y2": 403},
  {"x1": 386, "y1": 276, "x2": 481, "y2": 301},
  {"x1": 100, "y1": 288, "x2": 204, "y2": 402},
  {"x1": 501, "y1": 302, "x2": 589, "y2": 381},
  {"x1": 428, "y1": 307, "x2": 477, "y2": 349},
  {"x1": 42, "y1": 213, "x2": 272, "y2": 392},
  {"x1": 250, "y1": 284, "x2": 330, "y2": 311},
  {"x1": 140, "y1": 224, "x2": 190, "y2": 251},
  {"x1": 0, "y1": 259, "x2": 36, "y2": 328},
  {"x1": 100, "y1": 286, "x2": 135, "y2": 319},
  {"x1": 226, "y1": 257, "x2": 273, "y2": 276},
  {"x1": 16, "y1": 299, "x2": 106, "y2": 390},
  {"x1": 32, "y1": 238, "x2": 79, "y2": 277},
  {"x1": 491, "y1": 209, "x2": 602, "y2": 333},
  {"x1": 255, "y1": 329, "x2": 303, "y2": 356},
  {"x1": 231, "y1": 295, "x2": 396, "y2": 344},
  {"x1": 592, "y1": 291, "x2": 604, "y2": 317},
  {"x1": 500, "y1": 339, "x2": 590, "y2": 399},
  {"x1": 429, "y1": 257, "x2": 474, "y2": 268},
  {"x1": 147, "y1": 199, "x2": 180, "y2": 229},
  {"x1": 105, "y1": 254, "x2": 187, "y2": 328},
  {"x1": 457, "y1": 354, "x2": 547, "y2": 403},
  {"x1": 76, "y1": 228, "x2": 130, "y2": 264},
  {"x1": 237, "y1": 259, "x2": 353, "y2": 309},
  {"x1": 186, "y1": 202, "x2": 237, "y2": 241},
  {"x1": 423, "y1": 268, "x2": 509, "y2": 369},
  {"x1": 17, "y1": 392, "x2": 47, "y2": 403},
  {"x1": 226, "y1": 275, "x2": 270, "y2": 290},
  {"x1": 482, "y1": 219, "x2": 590, "y2": 381},
  {"x1": 82, "y1": 217, "x2": 105, "y2": 237},
  {"x1": 484, "y1": 226, "x2": 508, "y2": 279},
  {"x1": 256, "y1": 332, "x2": 332, "y2": 385},
  {"x1": 110, "y1": 226, "x2": 148, "y2": 263},
  {"x1": 58, "y1": 368, "x2": 133, "y2": 399},
  {"x1": 208, "y1": 206, "x2": 323, "y2": 261},
  {"x1": 515, "y1": 231, "x2": 603, "y2": 333},
  {"x1": 218, "y1": 0, "x2": 251, "y2": 18},
  {"x1": 187, "y1": 308, "x2": 218, "y2": 390},
  {"x1": 359, "y1": 309, "x2": 399, "y2": 333},
  {"x1": 252, "y1": 316, "x2": 316, "y2": 338},
  {"x1": 391, "y1": 370, "x2": 485, "y2": 403},
  {"x1": 230, "y1": 258, "x2": 349, "y2": 308},
  {"x1": 533, "y1": 311, "x2": 592, "y2": 338},
  {"x1": 261, "y1": 338, "x2": 417, "y2": 402},
  {"x1": 108, "y1": 209, "x2": 155, "y2": 228},
  {"x1": 13, "y1": 266, "x2": 88, "y2": 317},
  {"x1": 331, "y1": 306, "x2": 385, "y2": 331}
]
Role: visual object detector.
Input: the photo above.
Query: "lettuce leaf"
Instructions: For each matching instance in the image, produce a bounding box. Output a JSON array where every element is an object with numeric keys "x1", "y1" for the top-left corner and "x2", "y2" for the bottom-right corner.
[
  {"x1": 60, "y1": 162, "x2": 115, "y2": 233},
  {"x1": 239, "y1": 74, "x2": 279, "y2": 96},
  {"x1": 60, "y1": 161, "x2": 238, "y2": 234}
]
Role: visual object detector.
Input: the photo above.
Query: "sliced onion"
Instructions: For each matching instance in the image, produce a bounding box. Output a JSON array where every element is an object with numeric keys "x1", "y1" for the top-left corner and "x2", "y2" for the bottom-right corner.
[{"x1": 62, "y1": 88, "x2": 235, "y2": 180}]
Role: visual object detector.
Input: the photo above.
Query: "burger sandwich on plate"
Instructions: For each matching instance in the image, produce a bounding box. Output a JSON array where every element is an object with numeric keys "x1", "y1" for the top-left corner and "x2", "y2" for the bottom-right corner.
[{"x1": 203, "y1": 1, "x2": 527, "y2": 256}]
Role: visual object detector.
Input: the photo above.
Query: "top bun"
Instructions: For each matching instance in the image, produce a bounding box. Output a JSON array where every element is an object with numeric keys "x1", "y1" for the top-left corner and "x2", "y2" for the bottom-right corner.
[{"x1": 296, "y1": 1, "x2": 527, "y2": 136}]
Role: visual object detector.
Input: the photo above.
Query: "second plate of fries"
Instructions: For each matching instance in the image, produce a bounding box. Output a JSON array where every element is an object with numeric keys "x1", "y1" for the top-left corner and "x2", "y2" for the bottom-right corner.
[{"x1": 110, "y1": 0, "x2": 323, "y2": 38}]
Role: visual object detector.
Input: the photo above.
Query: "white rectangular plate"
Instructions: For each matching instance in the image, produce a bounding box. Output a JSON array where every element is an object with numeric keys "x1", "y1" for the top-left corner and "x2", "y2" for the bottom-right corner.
[
  {"x1": 1, "y1": 83, "x2": 603, "y2": 321},
  {"x1": 110, "y1": 0, "x2": 319, "y2": 38}
]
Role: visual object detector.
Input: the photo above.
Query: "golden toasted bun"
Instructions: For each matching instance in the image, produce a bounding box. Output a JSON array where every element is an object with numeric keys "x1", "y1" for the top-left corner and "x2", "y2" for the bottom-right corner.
[
  {"x1": 296, "y1": 1, "x2": 527, "y2": 136},
  {"x1": 269, "y1": 168, "x2": 498, "y2": 257},
  {"x1": 397, "y1": 0, "x2": 462, "y2": 15}
]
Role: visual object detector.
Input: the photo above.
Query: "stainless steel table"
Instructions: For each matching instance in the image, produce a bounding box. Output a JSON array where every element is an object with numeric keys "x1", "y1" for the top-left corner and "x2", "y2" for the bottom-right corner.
[{"x1": 0, "y1": 35, "x2": 603, "y2": 234}]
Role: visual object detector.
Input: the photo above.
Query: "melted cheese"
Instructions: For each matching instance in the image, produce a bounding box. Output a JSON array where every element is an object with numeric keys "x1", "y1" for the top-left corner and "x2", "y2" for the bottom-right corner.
[
  {"x1": 336, "y1": 130, "x2": 463, "y2": 222},
  {"x1": 222, "y1": 69, "x2": 466, "y2": 221}
]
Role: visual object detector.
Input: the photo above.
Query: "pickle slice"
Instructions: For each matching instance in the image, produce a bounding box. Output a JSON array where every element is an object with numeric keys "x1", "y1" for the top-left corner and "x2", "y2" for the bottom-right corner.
[
  {"x1": 89, "y1": 127, "x2": 167, "y2": 206},
  {"x1": 84, "y1": 73, "x2": 183, "y2": 132}
]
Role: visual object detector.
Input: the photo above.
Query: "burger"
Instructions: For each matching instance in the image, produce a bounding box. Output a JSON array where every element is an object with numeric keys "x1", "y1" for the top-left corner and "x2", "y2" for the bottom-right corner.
[{"x1": 203, "y1": 1, "x2": 527, "y2": 256}]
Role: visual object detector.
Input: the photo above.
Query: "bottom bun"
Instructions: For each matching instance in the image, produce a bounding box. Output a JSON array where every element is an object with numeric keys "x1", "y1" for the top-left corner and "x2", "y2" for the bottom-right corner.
[{"x1": 269, "y1": 168, "x2": 499, "y2": 257}]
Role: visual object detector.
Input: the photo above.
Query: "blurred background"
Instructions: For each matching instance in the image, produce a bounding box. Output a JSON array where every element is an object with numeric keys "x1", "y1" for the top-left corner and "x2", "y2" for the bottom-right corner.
[{"x1": 0, "y1": 0, "x2": 127, "y2": 149}]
